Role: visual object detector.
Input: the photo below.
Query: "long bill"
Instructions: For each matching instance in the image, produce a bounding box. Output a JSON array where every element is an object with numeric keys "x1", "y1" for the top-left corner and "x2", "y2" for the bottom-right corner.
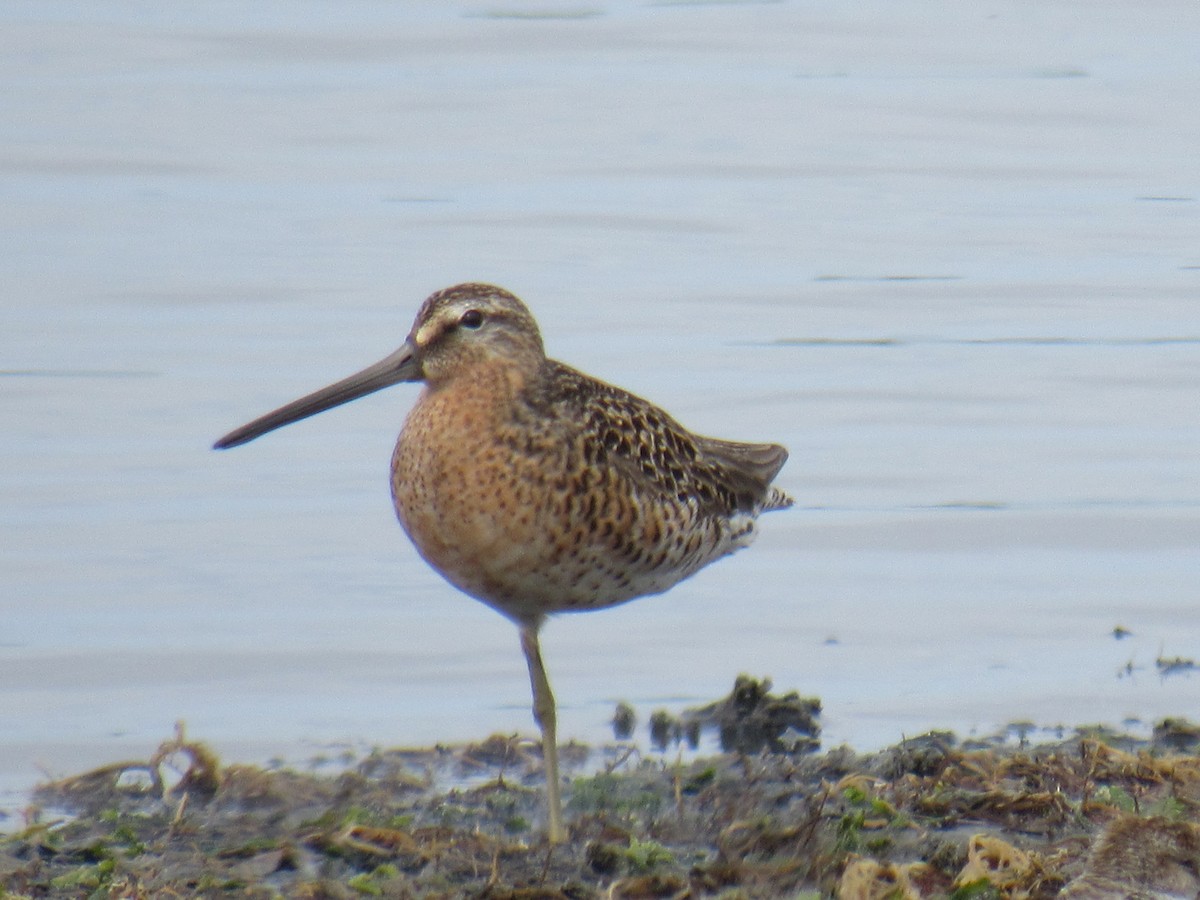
[{"x1": 213, "y1": 340, "x2": 420, "y2": 450}]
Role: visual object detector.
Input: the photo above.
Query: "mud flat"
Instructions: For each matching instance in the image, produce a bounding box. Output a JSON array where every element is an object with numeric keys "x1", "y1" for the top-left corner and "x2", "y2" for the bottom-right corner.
[{"x1": 3, "y1": 680, "x2": 1199, "y2": 898}]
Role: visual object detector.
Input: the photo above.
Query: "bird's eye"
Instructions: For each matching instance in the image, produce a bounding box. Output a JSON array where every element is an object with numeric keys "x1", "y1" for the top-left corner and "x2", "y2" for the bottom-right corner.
[{"x1": 459, "y1": 309, "x2": 484, "y2": 329}]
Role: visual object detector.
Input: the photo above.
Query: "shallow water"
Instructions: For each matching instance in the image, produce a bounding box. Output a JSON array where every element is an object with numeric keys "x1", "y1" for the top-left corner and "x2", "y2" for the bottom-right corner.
[{"x1": 2, "y1": 0, "x2": 1198, "y2": 820}]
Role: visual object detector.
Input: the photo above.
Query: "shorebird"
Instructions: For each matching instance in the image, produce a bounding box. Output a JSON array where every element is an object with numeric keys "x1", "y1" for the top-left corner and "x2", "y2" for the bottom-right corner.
[{"x1": 214, "y1": 283, "x2": 792, "y2": 842}]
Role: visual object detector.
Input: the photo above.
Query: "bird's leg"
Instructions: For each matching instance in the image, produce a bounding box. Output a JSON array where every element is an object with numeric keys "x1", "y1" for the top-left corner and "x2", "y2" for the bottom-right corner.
[{"x1": 519, "y1": 623, "x2": 564, "y2": 843}]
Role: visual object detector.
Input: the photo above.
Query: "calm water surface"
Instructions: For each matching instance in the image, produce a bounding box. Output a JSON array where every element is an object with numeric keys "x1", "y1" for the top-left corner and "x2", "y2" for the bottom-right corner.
[{"x1": 2, "y1": 1, "x2": 1199, "y2": 818}]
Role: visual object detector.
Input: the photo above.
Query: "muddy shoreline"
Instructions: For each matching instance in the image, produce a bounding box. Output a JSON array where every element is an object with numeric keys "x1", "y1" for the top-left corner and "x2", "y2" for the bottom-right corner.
[{"x1": 3, "y1": 680, "x2": 1199, "y2": 898}]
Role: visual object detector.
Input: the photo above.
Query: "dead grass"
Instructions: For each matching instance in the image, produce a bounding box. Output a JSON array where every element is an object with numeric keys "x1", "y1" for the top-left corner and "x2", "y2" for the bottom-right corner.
[{"x1": 3, "y1": 686, "x2": 1199, "y2": 898}]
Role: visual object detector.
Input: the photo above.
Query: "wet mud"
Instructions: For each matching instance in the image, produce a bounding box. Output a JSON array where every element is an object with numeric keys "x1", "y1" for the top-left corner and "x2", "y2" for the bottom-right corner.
[{"x1": 3, "y1": 679, "x2": 1199, "y2": 898}]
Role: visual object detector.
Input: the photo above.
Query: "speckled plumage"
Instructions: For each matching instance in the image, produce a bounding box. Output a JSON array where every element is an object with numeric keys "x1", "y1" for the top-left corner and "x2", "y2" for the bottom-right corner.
[
  {"x1": 214, "y1": 282, "x2": 792, "y2": 843},
  {"x1": 392, "y1": 284, "x2": 791, "y2": 627}
]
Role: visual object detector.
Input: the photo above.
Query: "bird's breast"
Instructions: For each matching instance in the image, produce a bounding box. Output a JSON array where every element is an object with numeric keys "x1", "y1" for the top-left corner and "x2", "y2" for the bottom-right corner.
[
  {"x1": 388, "y1": 369, "x2": 748, "y2": 623},
  {"x1": 389, "y1": 371, "x2": 566, "y2": 615}
]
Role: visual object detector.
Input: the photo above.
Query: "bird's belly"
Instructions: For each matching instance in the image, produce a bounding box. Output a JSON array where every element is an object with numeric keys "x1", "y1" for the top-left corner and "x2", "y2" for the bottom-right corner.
[
  {"x1": 390, "y1": 402, "x2": 740, "y2": 624},
  {"x1": 392, "y1": 472, "x2": 689, "y2": 622}
]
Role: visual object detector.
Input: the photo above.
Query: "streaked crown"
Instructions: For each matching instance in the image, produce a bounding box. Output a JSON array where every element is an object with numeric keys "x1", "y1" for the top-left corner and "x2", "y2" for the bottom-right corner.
[{"x1": 409, "y1": 283, "x2": 546, "y2": 384}]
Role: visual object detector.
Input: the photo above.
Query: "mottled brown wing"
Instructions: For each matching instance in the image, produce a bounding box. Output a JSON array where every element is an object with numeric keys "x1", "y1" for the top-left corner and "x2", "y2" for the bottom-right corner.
[{"x1": 538, "y1": 362, "x2": 790, "y2": 517}]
